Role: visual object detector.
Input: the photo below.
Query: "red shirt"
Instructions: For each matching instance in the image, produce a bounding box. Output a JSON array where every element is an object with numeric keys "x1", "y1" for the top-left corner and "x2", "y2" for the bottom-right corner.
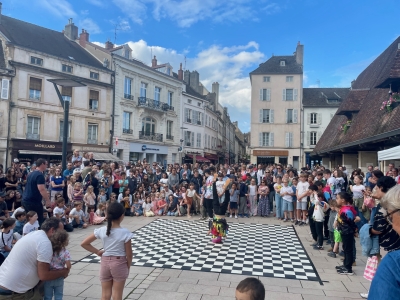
[{"x1": 157, "y1": 199, "x2": 166, "y2": 210}]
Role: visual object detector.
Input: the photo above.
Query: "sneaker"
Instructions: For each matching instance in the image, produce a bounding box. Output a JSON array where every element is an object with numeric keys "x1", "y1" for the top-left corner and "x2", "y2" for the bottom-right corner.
[
  {"x1": 283, "y1": 219, "x2": 288, "y2": 222},
  {"x1": 229, "y1": 215, "x2": 232, "y2": 218},
  {"x1": 313, "y1": 245, "x2": 323, "y2": 250},
  {"x1": 327, "y1": 252, "x2": 337, "y2": 258},
  {"x1": 295, "y1": 220, "x2": 299, "y2": 225},
  {"x1": 290, "y1": 219, "x2": 294, "y2": 222},
  {"x1": 245, "y1": 215, "x2": 249, "y2": 218},
  {"x1": 337, "y1": 269, "x2": 354, "y2": 276},
  {"x1": 335, "y1": 265, "x2": 345, "y2": 270},
  {"x1": 235, "y1": 215, "x2": 238, "y2": 219},
  {"x1": 360, "y1": 293, "x2": 369, "y2": 299},
  {"x1": 238, "y1": 214, "x2": 243, "y2": 218},
  {"x1": 299, "y1": 222, "x2": 305, "y2": 226}
]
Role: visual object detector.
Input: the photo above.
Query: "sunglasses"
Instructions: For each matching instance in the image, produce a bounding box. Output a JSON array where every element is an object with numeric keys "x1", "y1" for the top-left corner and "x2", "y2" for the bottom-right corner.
[{"x1": 386, "y1": 209, "x2": 400, "y2": 225}]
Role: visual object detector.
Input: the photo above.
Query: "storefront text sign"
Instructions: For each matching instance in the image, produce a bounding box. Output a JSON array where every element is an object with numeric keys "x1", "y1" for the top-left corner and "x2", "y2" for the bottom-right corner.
[
  {"x1": 253, "y1": 150, "x2": 289, "y2": 156},
  {"x1": 35, "y1": 144, "x2": 56, "y2": 149}
]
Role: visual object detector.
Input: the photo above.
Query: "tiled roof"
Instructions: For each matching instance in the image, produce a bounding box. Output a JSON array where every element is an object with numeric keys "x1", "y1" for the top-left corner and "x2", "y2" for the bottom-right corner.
[
  {"x1": 0, "y1": 15, "x2": 106, "y2": 70},
  {"x1": 303, "y1": 88, "x2": 350, "y2": 107},
  {"x1": 250, "y1": 55, "x2": 302, "y2": 75},
  {"x1": 313, "y1": 37, "x2": 400, "y2": 154},
  {"x1": 184, "y1": 84, "x2": 207, "y2": 100}
]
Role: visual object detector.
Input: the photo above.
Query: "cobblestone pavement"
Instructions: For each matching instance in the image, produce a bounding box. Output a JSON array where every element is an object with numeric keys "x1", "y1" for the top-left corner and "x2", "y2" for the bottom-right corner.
[{"x1": 65, "y1": 216, "x2": 370, "y2": 299}]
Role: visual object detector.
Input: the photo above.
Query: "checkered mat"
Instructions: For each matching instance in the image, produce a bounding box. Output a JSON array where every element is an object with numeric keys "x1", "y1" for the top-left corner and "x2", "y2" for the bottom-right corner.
[{"x1": 79, "y1": 218, "x2": 321, "y2": 282}]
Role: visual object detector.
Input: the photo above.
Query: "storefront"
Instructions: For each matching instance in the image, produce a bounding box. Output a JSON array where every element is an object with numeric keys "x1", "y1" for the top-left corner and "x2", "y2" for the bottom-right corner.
[
  {"x1": 184, "y1": 151, "x2": 210, "y2": 164},
  {"x1": 74, "y1": 145, "x2": 118, "y2": 161},
  {"x1": 11, "y1": 139, "x2": 72, "y2": 165},
  {"x1": 204, "y1": 152, "x2": 218, "y2": 164},
  {"x1": 253, "y1": 150, "x2": 289, "y2": 166},
  {"x1": 129, "y1": 143, "x2": 168, "y2": 166}
]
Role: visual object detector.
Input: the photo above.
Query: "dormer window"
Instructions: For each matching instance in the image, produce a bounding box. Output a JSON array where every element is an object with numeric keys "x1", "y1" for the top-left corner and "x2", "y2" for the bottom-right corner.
[
  {"x1": 280, "y1": 60, "x2": 286, "y2": 66},
  {"x1": 327, "y1": 99, "x2": 339, "y2": 104}
]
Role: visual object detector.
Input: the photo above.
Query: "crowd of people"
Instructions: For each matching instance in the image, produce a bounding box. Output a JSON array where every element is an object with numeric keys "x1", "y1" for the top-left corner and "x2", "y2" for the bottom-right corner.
[{"x1": 0, "y1": 150, "x2": 400, "y2": 299}]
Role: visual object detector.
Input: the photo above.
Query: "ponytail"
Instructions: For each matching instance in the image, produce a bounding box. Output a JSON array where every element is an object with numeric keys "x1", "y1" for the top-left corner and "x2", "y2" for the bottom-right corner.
[{"x1": 106, "y1": 217, "x2": 112, "y2": 236}]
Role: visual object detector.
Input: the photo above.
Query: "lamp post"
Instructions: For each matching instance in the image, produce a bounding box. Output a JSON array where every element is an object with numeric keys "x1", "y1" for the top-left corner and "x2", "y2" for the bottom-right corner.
[
  {"x1": 47, "y1": 79, "x2": 86, "y2": 172},
  {"x1": 180, "y1": 126, "x2": 188, "y2": 165}
]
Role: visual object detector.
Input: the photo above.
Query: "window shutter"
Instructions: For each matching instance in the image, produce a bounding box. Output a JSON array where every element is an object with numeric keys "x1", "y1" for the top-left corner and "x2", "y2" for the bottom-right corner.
[
  {"x1": 317, "y1": 113, "x2": 322, "y2": 125},
  {"x1": 184, "y1": 130, "x2": 187, "y2": 143},
  {"x1": 270, "y1": 110, "x2": 274, "y2": 123},
  {"x1": 259, "y1": 133, "x2": 262, "y2": 146},
  {"x1": 1, "y1": 79, "x2": 9, "y2": 99},
  {"x1": 290, "y1": 132, "x2": 293, "y2": 148},
  {"x1": 294, "y1": 89, "x2": 298, "y2": 101},
  {"x1": 282, "y1": 89, "x2": 286, "y2": 101},
  {"x1": 307, "y1": 113, "x2": 311, "y2": 125},
  {"x1": 306, "y1": 131, "x2": 310, "y2": 146},
  {"x1": 29, "y1": 78, "x2": 42, "y2": 91},
  {"x1": 191, "y1": 132, "x2": 194, "y2": 146},
  {"x1": 285, "y1": 132, "x2": 289, "y2": 147},
  {"x1": 202, "y1": 113, "x2": 204, "y2": 125},
  {"x1": 185, "y1": 108, "x2": 188, "y2": 121},
  {"x1": 270, "y1": 133, "x2": 274, "y2": 147},
  {"x1": 293, "y1": 109, "x2": 298, "y2": 123},
  {"x1": 259, "y1": 89, "x2": 263, "y2": 101},
  {"x1": 193, "y1": 111, "x2": 198, "y2": 124},
  {"x1": 285, "y1": 109, "x2": 288, "y2": 123},
  {"x1": 259, "y1": 110, "x2": 263, "y2": 123},
  {"x1": 266, "y1": 89, "x2": 271, "y2": 101}
]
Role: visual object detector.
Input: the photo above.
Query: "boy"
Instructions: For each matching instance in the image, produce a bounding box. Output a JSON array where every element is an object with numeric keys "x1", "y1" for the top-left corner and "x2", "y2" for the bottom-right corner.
[
  {"x1": 238, "y1": 176, "x2": 249, "y2": 218},
  {"x1": 54, "y1": 198, "x2": 74, "y2": 232},
  {"x1": 327, "y1": 200, "x2": 338, "y2": 257},
  {"x1": 236, "y1": 277, "x2": 265, "y2": 300},
  {"x1": 69, "y1": 202, "x2": 88, "y2": 228},
  {"x1": 296, "y1": 174, "x2": 310, "y2": 225},
  {"x1": 323, "y1": 169, "x2": 335, "y2": 199},
  {"x1": 14, "y1": 211, "x2": 26, "y2": 236},
  {"x1": 281, "y1": 178, "x2": 294, "y2": 222}
]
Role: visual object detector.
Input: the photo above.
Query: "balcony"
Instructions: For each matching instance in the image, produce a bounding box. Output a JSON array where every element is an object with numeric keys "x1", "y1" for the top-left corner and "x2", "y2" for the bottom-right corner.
[
  {"x1": 123, "y1": 128, "x2": 133, "y2": 134},
  {"x1": 138, "y1": 97, "x2": 174, "y2": 112},
  {"x1": 124, "y1": 94, "x2": 134, "y2": 100},
  {"x1": 166, "y1": 135, "x2": 174, "y2": 140},
  {"x1": 139, "y1": 131, "x2": 163, "y2": 142},
  {"x1": 29, "y1": 96, "x2": 41, "y2": 101},
  {"x1": 87, "y1": 139, "x2": 98, "y2": 144},
  {"x1": 26, "y1": 133, "x2": 40, "y2": 140},
  {"x1": 186, "y1": 119, "x2": 192, "y2": 123},
  {"x1": 186, "y1": 142, "x2": 191, "y2": 147},
  {"x1": 58, "y1": 136, "x2": 71, "y2": 143}
]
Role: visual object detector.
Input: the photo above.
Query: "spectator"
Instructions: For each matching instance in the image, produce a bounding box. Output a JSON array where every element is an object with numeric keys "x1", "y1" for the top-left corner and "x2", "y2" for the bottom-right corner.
[{"x1": 236, "y1": 277, "x2": 265, "y2": 300}]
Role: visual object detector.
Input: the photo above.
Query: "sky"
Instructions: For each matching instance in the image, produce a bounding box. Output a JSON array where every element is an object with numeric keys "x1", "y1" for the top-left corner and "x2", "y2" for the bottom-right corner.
[{"x1": 3, "y1": 0, "x2": 400, "y2": 132}]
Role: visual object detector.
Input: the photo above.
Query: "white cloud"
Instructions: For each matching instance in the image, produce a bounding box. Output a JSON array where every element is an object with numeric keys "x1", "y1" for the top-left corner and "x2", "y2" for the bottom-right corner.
[
  {"x1": 262, "y1": 2, "x2": 281, "y2": 15},
  {"x1": 86, "y1": 0, "x2": 106, "y2": 7},
  {"x1": 112, "y1": 0, "x2": 147, "y2": 25},
  {"x1": 79, "y1": 18, "x2": 101, "y2": 34},
  {"x1": 80, "y1": 10, "x2": 89, "y2": 15},
  {"x1": 38, "y1": 0, "x2": 76, "y2": 19}
]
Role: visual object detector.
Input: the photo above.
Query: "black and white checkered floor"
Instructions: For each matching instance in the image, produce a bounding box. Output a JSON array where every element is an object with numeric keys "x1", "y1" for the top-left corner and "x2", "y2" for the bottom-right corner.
[{"x1": 79, "y1": 218, "x2": 321, "y2": 281}]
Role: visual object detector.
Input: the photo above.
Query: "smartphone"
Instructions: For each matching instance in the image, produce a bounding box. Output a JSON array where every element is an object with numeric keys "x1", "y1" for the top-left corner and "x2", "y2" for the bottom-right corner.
[{"x1": 320, "y1": 201, "x2": 325, "y2": 206}]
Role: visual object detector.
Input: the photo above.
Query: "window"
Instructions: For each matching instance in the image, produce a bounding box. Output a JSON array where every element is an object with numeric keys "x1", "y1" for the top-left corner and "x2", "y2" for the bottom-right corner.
[
  {"x1": 30, "y1": 56, "x2": 43, "y2": 66},
  {"x1": 194, "y1": 111, "x2": 202, "y2": 125},
  {"x1": 168, "y1": 91, "x2": 173, "y2": 106},
  {"x1": 327, "y1": 99, "x2": 339, "y2": 104},
  {"x1": 309, "y1": 131, "x2": 317, "y2": 146},
  {"x1": 29, "y1": 77, "x2": 42, "y2": 100},
  {"x1": 140, "y1": 82, "x2": 147, "y2": 98},
  {"x1": 61, "y1": 86, "x2": 72, "y2": 102},
  {"x1": 184, "y1": 131, "x2": 194, "y2": 147},
  {"x1": 280, "y1": 60, "x2": 285, "y2": 66},
  {"x1": 197, "y1": 133, "x2": 201, "y2": 148},
  {"x1": 198, "y1": 102, "x2": 201, "y2": 107},
  {"x1": 287, "y1": 109, "x2": 293, "y2": 123},
  {"x1": 141, "y1": 117, "x2": 155, "y2": 135},
  {"x1": 259, "y1": 132, "x2": 273, "y2": 147},
  {"x1": 283, "y1": 88, "x2": 298, "y2": 101},
  {"x1": 123, "y1": 112, "x2": 131, "y2": 132},
  {"x1": 259, "y1": 109, "x2": 274, "y2": 123},
  {"x1": 259, "y1": 88, "x2": 271, "y2": 101},
  {"x1": 87, "y1": 124, "x2": 98, "y2": 144},
  {"x1": 263, "y1": 76, "x2": 270, "y2": 82},
  {"x1": 166, "y1": 121, "x2": 173, "y2": 140},
  {"x1": 188, "y1": 99, "x2": 192, "y2": 104},
  {"x1": 27, "y1": 116, "x2": 40, "y2": 140},
  {"x1": 59, "y1": 120, "x2": 71, "y2": 141},
  {"x1": 89, "y1": 90, "x2": 99, "y2": 110},
  {"x1": 90, "y1": 72, "x2": 99, "y2": 80},
  {"x1": 154, "y1": 87, "x2": 161, "y2": 102},
  {"x1": 208, "y1": 135, "x2": 210, "y2": 149},
  {"x1": 205, "y1": 134, "x2": 208, "y2": 148},
  {"x1": 62, "y1": 64, "x2": 73, "y2": 73},
  {"x1": 185, "y1": 108, "x2": 192, "y2": 123},
  {"x1": 285, "y1": 132, "x2": 293, "y2": 148},
  {"x1": 286, "y1": 76, "x2": 293, "y2": 82},
  {"x1": 310, "y1": 113, "x2": 317, "y2": 124},
  {"x1": 124, "y1": 77, "x2": 132, "y2": 99}
]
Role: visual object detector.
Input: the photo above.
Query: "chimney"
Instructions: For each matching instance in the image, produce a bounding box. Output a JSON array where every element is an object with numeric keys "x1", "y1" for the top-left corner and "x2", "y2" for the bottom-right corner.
[
  {"x1": 212, "y1": 82, "x2": 219, "y2": 107},
  {"x1": 79, "y1": 29, "x2": 89, "y2": 46},
  {"x1": 190, "y1": 71, "x2": 200, "y2": 93},
  {"x1": 152, "y1": 55, "x2": 157, "y2": 67},
  {"x1": 178, "y1": 63, "x2": 183, "y2": 80},
  {"x1": 184, "y1": 70, "x2": 190, "y2": 84},
  {"x1": 351, "y1": 80, "x2": 355, "y2": 90},
  {"x1": 295, "y1": 41, "x2": 304, "y2": 65},
  {"x1": 105, "y1": 40, "x2": 114, "y2": 50},
  {"x1": 64, "y1": 18, "x2": 78, "y2": 40}
]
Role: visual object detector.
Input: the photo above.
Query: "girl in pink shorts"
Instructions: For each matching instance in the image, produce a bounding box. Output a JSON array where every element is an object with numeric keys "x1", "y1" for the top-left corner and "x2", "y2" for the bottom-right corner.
[{"x1": 81, "y1": 202, "x2": 134, "y2": 300}]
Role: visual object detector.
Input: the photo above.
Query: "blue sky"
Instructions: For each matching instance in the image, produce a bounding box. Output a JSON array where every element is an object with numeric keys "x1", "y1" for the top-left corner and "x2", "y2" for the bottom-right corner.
[{"x1": 4, "y1": 0, "x2": 400, "y2": 132}]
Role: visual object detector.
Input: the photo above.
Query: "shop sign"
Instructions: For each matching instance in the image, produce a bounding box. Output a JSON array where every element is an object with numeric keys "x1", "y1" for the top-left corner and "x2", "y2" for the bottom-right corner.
[
  {"x1": 187, "y1": 151, "x2": 201, "y2": 155},
  {"x1": 253, "y1": 150, "x2": 289, "y2": 156},
  {"x1": 130, "y1": 143, "x2": 168, "y2": 154},
  {"x1": 35, "y1": 144, "x2": 56, "y2": 149}
]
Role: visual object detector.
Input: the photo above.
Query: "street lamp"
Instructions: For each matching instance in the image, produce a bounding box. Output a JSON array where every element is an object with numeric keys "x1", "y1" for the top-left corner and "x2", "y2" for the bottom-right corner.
[
  {"x1": 180, "y1": 127, "x2": 187, "y2": 164},
  {"x1": 47, "y1": 79, "x2": 86, "y2": 172}
]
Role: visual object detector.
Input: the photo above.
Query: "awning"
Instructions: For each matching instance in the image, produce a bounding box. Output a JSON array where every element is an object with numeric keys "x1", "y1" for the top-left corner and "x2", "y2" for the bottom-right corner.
[
  {"x1": 187, "y1": 154, "x2": 210, "y2": 163},
  {"x1": 204, "y1": 153, "x2": 218, "y2": 160},
  {"x1": 378, "y1": 145, "x2": 400, "y2": 161},
  {"x1": 19, "y1": 150, "x2": 62, "y2": 156},
  {"x1": 93, "y1": 152, "x2": 120, "y2": 161}
]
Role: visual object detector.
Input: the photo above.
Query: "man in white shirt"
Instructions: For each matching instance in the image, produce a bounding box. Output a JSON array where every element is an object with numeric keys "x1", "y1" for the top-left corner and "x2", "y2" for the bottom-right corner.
[
  {"x1": 0, "y1": 217, "x2": 67, "y2": 298},
  {"x1": 256, "y1": 164, "x2": 264, "y2": 185}
]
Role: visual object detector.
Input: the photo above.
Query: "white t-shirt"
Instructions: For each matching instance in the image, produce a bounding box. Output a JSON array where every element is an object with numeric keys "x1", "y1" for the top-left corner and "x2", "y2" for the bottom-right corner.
[
  {"x1": 53, "y1": 206, "x2": 65, "y2": 217},
  {"x1": 0, "y1": 230, "x2": 52, "y2": 293},
  {"x1": 23, "y1": 221, "x2": 39, "y2": 235},
  {"x1": 297, "y1": 181, "x2": 310, "y2": 202},
  {"x1": 352, "y1": 184, "x2": 365, "y2": 199},
  {"x1": 281, "y1": 186, "x2": 293, "y2": 202},
  {"x1": 0, "y1": 230, "x2": 14, "y2": 251},
  {"x1": 69, "y1": 208, "x2": 85, "y2": 223},
  {"x1": 94, "y1": 226, "x2": 134, "y2": 256}
]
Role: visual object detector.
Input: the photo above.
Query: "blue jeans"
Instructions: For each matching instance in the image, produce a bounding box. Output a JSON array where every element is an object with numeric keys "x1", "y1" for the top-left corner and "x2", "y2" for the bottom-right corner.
[
  {"x1": 275, "y1": 193, "x2": 283, "y2": 218},
  {"x1": 370, "y1": 207, "x2": 377, "y2": 225},
  {"x1": 44, "y1": 277, "x2": 64, "y2": 300},
  {"x1": 72, "y1": 219, "x2": 83, "y2": 228}
]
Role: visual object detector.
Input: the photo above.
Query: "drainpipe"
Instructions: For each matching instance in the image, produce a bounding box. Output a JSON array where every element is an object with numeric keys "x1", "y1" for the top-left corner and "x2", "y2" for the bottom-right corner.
[
  {"x1": 109, "y1": 58, "x2": 116, "y2": 155},
  {"x1": 5, "y1": 64, "x2": 16, "y2": 169}
]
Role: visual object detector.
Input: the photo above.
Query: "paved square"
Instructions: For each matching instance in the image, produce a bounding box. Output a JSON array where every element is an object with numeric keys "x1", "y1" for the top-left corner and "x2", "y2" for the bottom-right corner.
[{"x1": 79, "y1": 218, "x2": 321, "y2": 282}]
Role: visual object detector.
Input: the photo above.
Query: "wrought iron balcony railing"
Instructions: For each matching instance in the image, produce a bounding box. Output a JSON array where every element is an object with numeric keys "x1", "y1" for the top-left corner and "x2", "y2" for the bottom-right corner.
[
  {"x1": 26, "y1": 133, "x2": 40, "y2": 140},
  {"x1": 138, "y1": 97, "x2": 174, "y2": 112},
  {"x1": 123, "y1": 128, "x2": 133, "y2": 134},
  {"x1": 139, "y1": 131, "x2": 163, "y2": 142}
]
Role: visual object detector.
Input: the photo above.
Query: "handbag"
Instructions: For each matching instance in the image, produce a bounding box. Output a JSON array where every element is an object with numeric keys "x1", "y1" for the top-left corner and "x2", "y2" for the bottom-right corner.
[
  {"x1": 312, "y1": 203, "x2": 325, "y2": 222},
  {"x1": 363, "y1": 255, "x2": 378, "y2": 281}
]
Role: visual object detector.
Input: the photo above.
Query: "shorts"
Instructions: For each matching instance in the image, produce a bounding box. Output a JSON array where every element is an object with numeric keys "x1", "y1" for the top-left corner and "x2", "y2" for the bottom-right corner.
[
  {"x1": 230, "y1": 202, "x2": 238, "y2": 209},
  {"x1": 100, "y1": 256, "x2": 129, "y2": 282},
  {"x1": 296, "y1": 201, "x2": 307, "y2": 210},
  {"x1": 186, "y1": 196, "x2": 193, "y2": 206},
  {"x1": 334, "y1": 229, "x2": 342, "y2": 243},
  {"x1": 282, "y1": 200, "x2": 293, "y2": 212}
]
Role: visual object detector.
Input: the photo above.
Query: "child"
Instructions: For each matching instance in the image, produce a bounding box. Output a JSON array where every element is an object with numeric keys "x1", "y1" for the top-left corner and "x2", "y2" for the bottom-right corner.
[
  {"x1": 247, "y1": 178, "x2": 257, "y2": 217},
  {"x1": 150, "y1": 194, "x2": 158, "y2": 215},
  {"x1": 44, "y1": 230, "x2": 71, "y2": 300},
  {"x1": 13, "y1": 211, "x2": 26, "y2": 236},
  {"x1": 131, "y1": 198, "x2": 143, "y2": 216},
  {"x1": 235, "y1": 277, "x2": 265, "y2": 300},
  {"x1": 291, "y1": 177, "x2": 298, "y2": 211},
  {"x1": 84, "y1": 185, "x2": 96, "y2": 214},
  {"x1": 72, "y1": 182, "x2": 84, "y2": 206},
  {"x1": 156, "y1": 196, "x2": 167, "y2": 216},
  {"x1": 96, "y1": 203, "x2": 106, "y2": 217},
  {"x1": 336, "y1": 192, "x2": 357, "y2": 275},
  {"x1": 281, "y1": 178, "x2": 294, "y2": 222},
  {"x1": 308, "y1": 185, "x2": 319, "y2": 246},
  {"x1": 81, "y1": 202, "x2": 133, "y2": 300},
  {"x1": 91, "y1": 205, "x2": 106, "y2": 225},
  {"x1": 69, "y1": 203, "x2": 88, "y2": 228},
  {"x1": 327, "y1": 200, "x2": 338, "y2": 257},
  {"x1": 199, "y1": 183, "x2": 207, "y2": 220},
  {"x1": 98, "y1": 188, "x2": 107, "y2": 204},
  {"x1": 274, "y1": 176, "x2": 283, "y2": 220},
  {"x1": 238, "y1": 176, "x2": 249, "y2": 218},
  {"x1": 296, "y1": 174, "x2": 310, "y2": 225},
  {"x1": 53, "y1": 198, "x2": 74, "y2": 232},
  {"x1": 118, "y1": 188, "x2": 132, "y2": 216},
  {"x1": 167, "y1": 194, "x2": 178, "y2": 216},
  {"x1": 143, "y1": 197, "x2": 154, "y2": 217},
  {"x1": 350, "y1": 175, "x2": 368, "y2": 227},
  {"x1": 185, "y1": 183, "x2": 197, "y2": 218},
  {"x1": 229, "y1": 183, "x2": 239, "y2": 218},
  {"x1": 312, "y1": 191, "x2": 329, "y2": 250},
  {"x1": 0, "y1": 218, "x2": 16, "y2": 258},
  {"x1": 23, "y1": 211, "x2": 39, "y2": 235}
]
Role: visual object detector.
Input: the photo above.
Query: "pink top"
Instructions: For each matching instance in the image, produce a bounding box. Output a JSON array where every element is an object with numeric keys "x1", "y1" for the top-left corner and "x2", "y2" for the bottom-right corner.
[{"x1": 50, "y1": 248, "x2": 71, "y2": 270}]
